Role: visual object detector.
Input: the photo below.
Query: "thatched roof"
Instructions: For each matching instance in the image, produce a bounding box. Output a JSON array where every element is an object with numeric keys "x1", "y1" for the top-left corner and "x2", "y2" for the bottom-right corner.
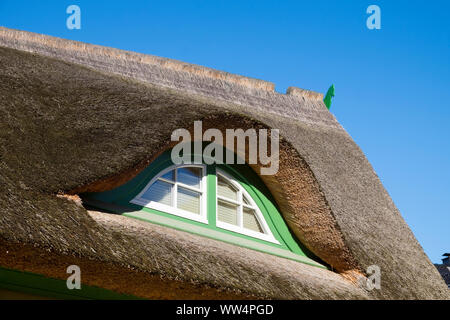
[{"x1": 0, "y1": 27, "x2": 448, "y2": 299}]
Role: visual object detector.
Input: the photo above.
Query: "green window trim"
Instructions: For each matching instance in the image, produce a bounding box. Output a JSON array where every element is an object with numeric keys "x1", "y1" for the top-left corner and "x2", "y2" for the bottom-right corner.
[{"x1": 82, "y1": 149, "x2": 326, "y2": 269}]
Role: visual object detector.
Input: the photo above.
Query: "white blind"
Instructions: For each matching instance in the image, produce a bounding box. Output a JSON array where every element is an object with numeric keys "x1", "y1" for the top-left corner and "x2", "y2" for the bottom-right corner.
[
  {"x1": 177, "y1": 187, "x2": 200, "y2": 214},
  {"x1": 217, "y1": 200, "x2": 238, "y2": 225},
  {"x1": 141, "y1": 180, "x2": 172, "y2": 206},
  {"x1": 217, "y1": 176, "x2": 237, "y2": 201},
  {"x1": 243, "y1": 207, "x2": 263, "y2": 233}
]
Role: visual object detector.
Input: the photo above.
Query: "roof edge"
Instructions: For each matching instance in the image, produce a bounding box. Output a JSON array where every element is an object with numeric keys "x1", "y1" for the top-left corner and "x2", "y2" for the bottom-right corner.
[
  {"x1": 0, "y1": 26, "x2": 341, "y2": 129},
  {"x1": 0, "y1": 27, "x2": 277, "y2": 92},
  {"x1": 287, "y1": 86, "x2": 324, "y2": 101}
]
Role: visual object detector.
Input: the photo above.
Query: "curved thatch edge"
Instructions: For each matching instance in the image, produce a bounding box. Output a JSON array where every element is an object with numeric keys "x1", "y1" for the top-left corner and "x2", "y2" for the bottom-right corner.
[
  {"x1": 0, "y1": 207, "x2": 369, "y2": 300},
  {"x1": 69, "y1": 115, "x2": 363, "y2": 274}
]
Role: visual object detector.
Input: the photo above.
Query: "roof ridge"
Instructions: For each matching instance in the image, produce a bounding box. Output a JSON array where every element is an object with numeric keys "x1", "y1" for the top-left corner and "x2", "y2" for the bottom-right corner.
[
  {"x1": 0, "y1": 27, "x2": 325, "y2": 99},
  {"x1": 0, "y1": 27, "x2": 337, "y2": 129}
]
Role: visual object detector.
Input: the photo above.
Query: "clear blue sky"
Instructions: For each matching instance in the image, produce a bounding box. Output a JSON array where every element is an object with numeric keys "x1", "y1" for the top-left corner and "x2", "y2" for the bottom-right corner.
[{"x1": 1, "y1": 0, "x2": 448, "y2": 263}]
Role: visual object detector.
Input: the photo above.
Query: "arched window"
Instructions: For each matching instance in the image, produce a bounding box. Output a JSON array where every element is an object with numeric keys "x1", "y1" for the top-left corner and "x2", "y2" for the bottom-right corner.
[
  {"x1": 215, "y1": 169, "x2": 277, "y2": 243},
  {"x1": 81, "y1": 149, "x2": 325, "y2": 269},
  {"x1": 131, "y1": 164, "x2": 208, "y2": 224},
  {"x1": 131, "y1": 164, "x2": 278, "y2": 243}
]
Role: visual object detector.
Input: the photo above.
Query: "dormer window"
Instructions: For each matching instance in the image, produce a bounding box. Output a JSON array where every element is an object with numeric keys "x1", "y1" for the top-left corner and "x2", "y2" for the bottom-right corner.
[
  {"x1": 81, "y1": 149, "x2": 324, "y2": 268},
  {"x1": 131, "y1": 165, "x2": 207, "y2": 223},
  {"x1": 215, "y1": 170, "x2": 276, "y2": 242},
  {"x1": 131, "y1": 164, "x2": 277, "y2": 242}
]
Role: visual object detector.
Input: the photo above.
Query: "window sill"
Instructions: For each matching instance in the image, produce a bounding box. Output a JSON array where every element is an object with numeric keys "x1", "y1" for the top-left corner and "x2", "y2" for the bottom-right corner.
[{"x1": 130, "y1": 199, "x2": 209, "y2": 224}]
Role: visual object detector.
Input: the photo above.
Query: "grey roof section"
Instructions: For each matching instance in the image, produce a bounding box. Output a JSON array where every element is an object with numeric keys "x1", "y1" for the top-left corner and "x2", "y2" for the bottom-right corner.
[
  {"x1": 435, "y1": 265, "x2": 450, "y2": 288},
  {"x1": 0, "y1": 27, "x2": 338, "y2": 130}
]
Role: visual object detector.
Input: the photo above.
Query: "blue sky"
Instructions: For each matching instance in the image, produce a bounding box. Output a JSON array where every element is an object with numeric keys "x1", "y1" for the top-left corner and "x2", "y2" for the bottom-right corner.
[{"x1": 1, "y1": 0, "x2": 448, "y2": 263}]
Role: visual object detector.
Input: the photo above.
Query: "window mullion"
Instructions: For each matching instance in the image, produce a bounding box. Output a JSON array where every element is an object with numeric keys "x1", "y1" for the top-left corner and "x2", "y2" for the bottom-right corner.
[
  {"x1": 158, "y1": 177, "x2": 175, "y2": 184},
  {"x1": 207, "y1": 164, "x2": 217, "y2": 226},
  {"x1": 238, "y1": 190, "x2": 243, "y2": 228},
  {"x1": 217, "y1": 195, "x2": 240, "y2": 205},
  {"x1": 176, "y1": 182, "x2": 202, "y2": 193},
  {"x1": 201, "y1": 165, "x2": 206, "y2": 218},
  {"x1": 173, "y1": 169, "x2": 178, "y2": 208}
]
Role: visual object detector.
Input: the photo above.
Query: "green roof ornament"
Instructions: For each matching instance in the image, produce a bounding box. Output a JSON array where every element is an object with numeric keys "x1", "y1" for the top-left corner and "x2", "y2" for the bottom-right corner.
[{"x1": 323, "y1": 84, "x2": 335, "y2": 110}]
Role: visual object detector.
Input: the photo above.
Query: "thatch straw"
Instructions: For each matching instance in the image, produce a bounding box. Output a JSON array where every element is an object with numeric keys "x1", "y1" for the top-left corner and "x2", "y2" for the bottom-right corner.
[{"x1": 0, "y1": 28, "x2": 448, "y2": 299}]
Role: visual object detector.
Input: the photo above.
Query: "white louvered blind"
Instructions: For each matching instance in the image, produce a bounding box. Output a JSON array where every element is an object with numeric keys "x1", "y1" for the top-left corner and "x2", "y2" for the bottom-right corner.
[
  {"x1": 217, "y1": 176, "x2": 238, "y2": 201},
  {"x1": 135, "y1": 166, "x2": 204, "y2": 220},
  {"x1": 177, "y1": 187, "x2": 200, "y2": 214},
  {"x1": 141, "y1": 180, "x2": 172, "y2": 206},
  {"x1": 216, "y1": 172, "x2": 267, "y2": 236},
  {"x1": 217, "y1": 200, "x2": 238, "y2": 225},
  {"x1": 243, "y1": 207, "x2": 263, "y2": 232}
]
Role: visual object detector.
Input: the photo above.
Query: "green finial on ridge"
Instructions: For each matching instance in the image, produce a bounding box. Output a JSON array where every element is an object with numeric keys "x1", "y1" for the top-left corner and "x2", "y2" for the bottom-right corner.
[{"x1": 323, "y1": 84, "x2": 335, "y2": 110}]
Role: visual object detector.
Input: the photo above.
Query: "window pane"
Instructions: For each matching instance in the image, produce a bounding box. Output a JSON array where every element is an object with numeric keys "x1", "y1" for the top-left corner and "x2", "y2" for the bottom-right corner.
[
  {"x1": 217, "y1": 200, "x2": 238, "y2": 226},
  {"x1": 243, "y1": 208, "x2": 263, "y2": 233},
  {"x1": 217, "y1": 176, "x2": 237, "y2": 201},
  {"x1": 243, "y1": 194, "x2": 251, "y2": 205},
  {"x1": 141, "y1": 180, "x2": 172, "y2": 206},
  {"x1": 177, "y1": 187, "x2": 200, "y2": 214},
  {"x1": 161, "y1": 170, "x2": 175, "y2": 182},
  {"x1": 178, "y1": 167, "x2": 201, "y2": 188}
]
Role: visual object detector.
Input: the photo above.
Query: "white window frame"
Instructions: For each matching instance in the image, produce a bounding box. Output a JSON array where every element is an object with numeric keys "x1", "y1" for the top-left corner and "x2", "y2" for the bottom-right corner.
[
  {"x1": 215, "y1": 169, "x2": 279, "y2": 244},
  {"x1": 130, "y1": 164, "x2": 208, "y2": 224}
]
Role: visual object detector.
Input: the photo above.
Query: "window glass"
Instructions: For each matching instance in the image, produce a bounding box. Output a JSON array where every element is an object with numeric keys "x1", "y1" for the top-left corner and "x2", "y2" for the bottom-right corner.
[
  {"x1": 161, "y1": 170, "x2": 175, "y2": 182},
  {"x1": 141, "y1": 180, "x2": 172, "y2": 206},
  {"x1": 177, "y1": 187, "x2": 201, "y2": 214},
  {"x1": 217, "y1": 200, "x2": 238, "y2": 226},
  {"x1": 243, "y1": 207, "x2": 263, "y2": 233},
  {"x1": 216, "y1": 171, "x2": 270, "y2": 237},
  {"x1": 217, "y1": 175, "x2": 238, "y2": 201},
  {"x1": 178, "y1": 167, "x2": 201, "y2": 188}
]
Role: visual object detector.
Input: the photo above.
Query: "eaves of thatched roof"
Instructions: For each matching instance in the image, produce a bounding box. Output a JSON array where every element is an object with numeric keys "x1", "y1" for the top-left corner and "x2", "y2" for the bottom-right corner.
[{"x1": 0, "y1": 27, "x2": 448, "y2": 299}]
